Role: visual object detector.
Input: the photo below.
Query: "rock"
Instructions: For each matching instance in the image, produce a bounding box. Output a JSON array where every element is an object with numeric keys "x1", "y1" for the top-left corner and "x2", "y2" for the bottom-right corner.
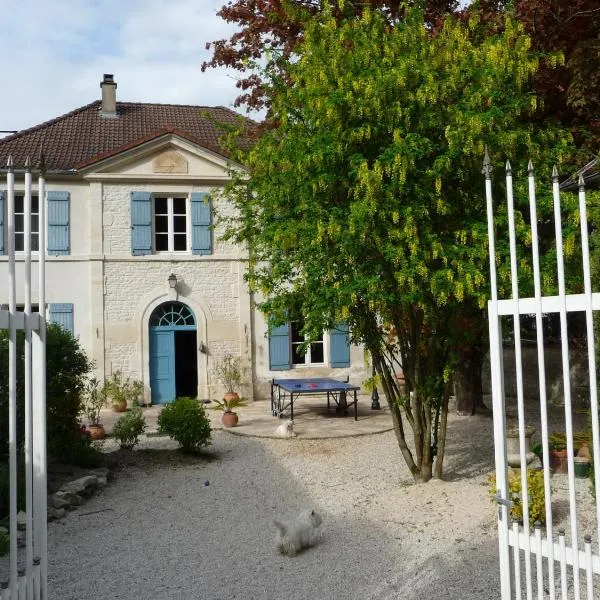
[
  {"x1": 47, "y1": 507, "x2": 66, "y2": 521},
  {"x1": 91, "y1": 467, "x2": 110, "y2": 479},
  {"x1": 60, "y1": 475, "x2": 98, "y2": 496},
  {"x1": 55, "y1": 490, "x2": 83, "y2": 507},
  {"x1": 96, "y1": 476, "x2": 108, "y2": 489},
  {"x1": 50, "y1": 492, "x2": 73, "y2": 510}
]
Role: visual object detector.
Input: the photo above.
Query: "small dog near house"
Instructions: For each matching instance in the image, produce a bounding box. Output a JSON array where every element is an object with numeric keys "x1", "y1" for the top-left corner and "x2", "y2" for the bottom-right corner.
[
  {"x1": 274, "y1": 420, "x2": 297, "y2": 438},
  {"x1": 274, "y1": 508, "x2": 322, "y2": 556}
]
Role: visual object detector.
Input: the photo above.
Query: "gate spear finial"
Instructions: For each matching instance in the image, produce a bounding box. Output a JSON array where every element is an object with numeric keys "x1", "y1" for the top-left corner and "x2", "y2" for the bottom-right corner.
[{"x1": 482, "y1": 145, "x2": 492, "y2": 178}]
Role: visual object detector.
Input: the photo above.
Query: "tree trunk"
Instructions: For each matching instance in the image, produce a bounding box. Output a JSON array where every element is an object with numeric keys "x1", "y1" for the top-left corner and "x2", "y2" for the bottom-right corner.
[{"x1": 454, "y1": 346, "x2": 485, "y2": 416}]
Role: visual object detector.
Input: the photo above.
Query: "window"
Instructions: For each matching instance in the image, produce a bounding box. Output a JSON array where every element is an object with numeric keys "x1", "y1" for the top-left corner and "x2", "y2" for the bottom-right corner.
[
  {"x1": 154, "y1": 196, "x2": 188, "y2": 252},
  {"x1": 291, "y1": 321, "x2": 325, "y2": 365},
  {"x1": 15, "y1": 194, "x2": 39, "y2": 252},
  {"x1": 16, "y1": 304, "x2": 40, "y2": 312},
  {"x1": 131, "y1": 191, "x2": 211, "y2": 256},
  {"x1": 269, "y1": 320, "x2": 350, "y2": 370}
]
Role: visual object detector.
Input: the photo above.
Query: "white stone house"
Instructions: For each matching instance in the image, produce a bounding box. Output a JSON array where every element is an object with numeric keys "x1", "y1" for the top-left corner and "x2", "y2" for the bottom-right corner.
[{"x1": 0, "y1": 75, "x2": 367, "y2": 404}]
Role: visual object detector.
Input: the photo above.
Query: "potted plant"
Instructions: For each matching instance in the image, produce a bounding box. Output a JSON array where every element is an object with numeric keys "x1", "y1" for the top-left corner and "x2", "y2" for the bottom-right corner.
[
  {"x1": 104, "y1": 370, "x2": 143, "y2": 412},
  {"x1": 214, "y1": 353, "x2": 245, "y2": 402},
  {"x1": 549, "y1": 433, "x2": 568, "y2": 474},
  {"x1": 210, "y1": 395, "x2": 248, "y2": 427},
  {"x1": 81, "y1": 376, "x2": 106, "y2": 440}
]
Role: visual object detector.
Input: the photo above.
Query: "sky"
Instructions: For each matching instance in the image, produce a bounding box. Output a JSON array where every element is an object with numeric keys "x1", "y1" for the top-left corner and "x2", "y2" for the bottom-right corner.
[{"x1": 0, "y1": 0, "x2": 249, "y2": 133}]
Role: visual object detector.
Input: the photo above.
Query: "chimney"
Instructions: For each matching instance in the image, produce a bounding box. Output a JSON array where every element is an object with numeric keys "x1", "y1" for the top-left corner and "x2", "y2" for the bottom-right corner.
[{"x1": 100, "y1": 74, "x2": 117, "y2": 117}]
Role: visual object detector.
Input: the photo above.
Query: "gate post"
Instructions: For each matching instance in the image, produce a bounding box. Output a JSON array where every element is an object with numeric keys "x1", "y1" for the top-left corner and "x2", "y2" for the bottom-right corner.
[{"x1": 484, "y1": 150, "x2": 511, "y2": 599}]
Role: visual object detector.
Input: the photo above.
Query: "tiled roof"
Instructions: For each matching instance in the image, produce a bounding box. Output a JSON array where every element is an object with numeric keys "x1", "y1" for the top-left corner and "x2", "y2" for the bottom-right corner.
[{"x1": 0, "y1": 101, "x2": 255, "y2": 172}]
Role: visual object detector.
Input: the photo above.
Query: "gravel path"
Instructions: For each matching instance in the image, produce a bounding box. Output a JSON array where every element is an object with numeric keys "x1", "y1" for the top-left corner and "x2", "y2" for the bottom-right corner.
[{"x1": 47, "y1": 411, "x2": 502, "y2": 600}]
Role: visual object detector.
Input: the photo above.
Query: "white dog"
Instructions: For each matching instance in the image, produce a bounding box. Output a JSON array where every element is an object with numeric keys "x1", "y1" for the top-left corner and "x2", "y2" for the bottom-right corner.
[
  {"x1": 274, "y1": 509, "x2": 322, "y2": 556},
  {"x1": 274, "y1": 420, "x2": 297, "y2": 438}
]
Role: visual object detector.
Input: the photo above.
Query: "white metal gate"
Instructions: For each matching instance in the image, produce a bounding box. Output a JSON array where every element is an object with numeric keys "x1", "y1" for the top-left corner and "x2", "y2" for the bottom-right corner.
[
  {"x1": 0, "y1": 156, "x2": 48, "y2": 599},
  {"x1": 486, "y1": 151, "x2": 600, "y2": 599}
]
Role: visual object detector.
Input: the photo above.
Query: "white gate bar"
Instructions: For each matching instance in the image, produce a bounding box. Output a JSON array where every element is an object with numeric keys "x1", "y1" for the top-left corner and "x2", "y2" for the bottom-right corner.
[
  {"x1": 514, "y1": 521, "x2": 523, "y2": 600},
  {"x1": 559, "y1": 530, "x2": 569, "y2": 599},
  {"x1": 485, "y1": 149, "x2": 512, "y2": 600},
  {"x1": 535, "y1": 522, "x2": 544, "y2": 600},
  {"x1": 528, "y1": 161, "x2": 556, "y2": 598},
  {"x1": 35, "y1": 162, "x2": 48, "y2": 596},
  {"x1": 577, "y1": 174, "x2": 600, "y2": 558},
  {"x1": 24, "y1": 158, "x2": 34, "y2": 600},
  {"x1": 496, "y1": 292, "x2": 600, "y2": 315},
  {"x1": 7, "y1": 156, "x2": 18, "y2": 600},
  {"x1": 552, "y1": 166, "x2": 581, "y2": 598},
  {"x1": 506, "y1": 160, "x2": 534, "y2": 599},
  {"x1": 585, "y1": 535, "x2": 594, "y2": 600},
  {"x1": 510, "y1": 529, "x2": 600, "y2": 573}
]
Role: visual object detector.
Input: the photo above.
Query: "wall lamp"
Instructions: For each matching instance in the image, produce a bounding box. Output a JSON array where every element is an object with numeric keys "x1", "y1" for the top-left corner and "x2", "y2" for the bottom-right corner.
[{"x1": 168, "y1": 273, "x2": 177, "y2": 289}]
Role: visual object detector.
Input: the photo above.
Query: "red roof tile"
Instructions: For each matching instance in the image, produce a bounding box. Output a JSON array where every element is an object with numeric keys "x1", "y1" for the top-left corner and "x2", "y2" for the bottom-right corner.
[{"x1": 0, "y1": 101, "x2": 255, "y2": 172}]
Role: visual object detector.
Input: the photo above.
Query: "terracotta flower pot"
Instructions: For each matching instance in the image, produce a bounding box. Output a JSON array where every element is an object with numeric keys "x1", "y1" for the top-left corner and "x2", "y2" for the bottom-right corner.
[
  {"x1": 550, "y1": 449, "x2": 568, "y2": 474},
  {"x1": 87, "y1": 424, "x2": 106, "y2": 440},
  {"x1": 223, "y1": 392, "x2": 240, "y2": 402},
  {"x1": 112, "y1": 400, "x2": 127, "y2": 413},
  {"x1": 221, "y1": 411, "x2": 239, "y2": 427}
]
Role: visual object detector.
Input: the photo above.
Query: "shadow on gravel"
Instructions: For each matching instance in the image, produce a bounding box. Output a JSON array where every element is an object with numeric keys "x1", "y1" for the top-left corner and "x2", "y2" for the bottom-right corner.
[{"x1": 47, "y1": 432, "x2": 410, "y2": 600}]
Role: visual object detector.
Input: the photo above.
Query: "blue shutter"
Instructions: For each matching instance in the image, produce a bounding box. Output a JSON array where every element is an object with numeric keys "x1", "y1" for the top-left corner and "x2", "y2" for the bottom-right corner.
[
  {"x1": 131, "y1": 192, "x2": 152, "y2": 255},
  {"x1": 191, "y1": 192, "x2": 212, "y2": 255},
  {"x1": 49, "y1": 303, "x2": 74, "y2": 336},
  {"x1": 0, "y1": 191, "x2": 4, "y2": 254},
  {"x1": 269, "y1": 323, "x2": 291, "y2": 370},
  {"x1": 47, "y1": 191, "x2": 70, "y2": 255},
  {"x1": 330, "y1": 323, "x2": 350, "y2": 368}
]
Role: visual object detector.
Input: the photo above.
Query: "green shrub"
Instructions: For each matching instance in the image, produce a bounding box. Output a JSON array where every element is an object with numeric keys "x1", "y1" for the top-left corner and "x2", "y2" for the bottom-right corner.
[
  {"x1": 113, "y1": 408, "x2": 147, "y2": 450},
  {"x1": 157, "y1": 397, "x2": 211, "y2": 453},
  {"x1": 0, "y1": 323, "x2": 93, "y2": 462},
  {"x1": 489, "y1": 469, "x2": 547, "y2": 527}
]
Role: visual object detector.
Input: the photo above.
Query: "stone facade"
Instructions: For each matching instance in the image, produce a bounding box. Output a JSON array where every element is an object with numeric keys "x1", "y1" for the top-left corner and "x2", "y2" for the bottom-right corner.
[{"x1": 0, "y1": 136, "x2": 367, "y2": 404}]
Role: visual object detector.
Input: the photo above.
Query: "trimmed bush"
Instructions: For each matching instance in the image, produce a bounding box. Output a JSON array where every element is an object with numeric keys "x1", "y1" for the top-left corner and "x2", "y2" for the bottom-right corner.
[
  {"x1": 113, "y1": 408, "x2": 147, "y2": 450},
  {"x1": 157, "y1": 397, "x2": 211, "y2": 453}
]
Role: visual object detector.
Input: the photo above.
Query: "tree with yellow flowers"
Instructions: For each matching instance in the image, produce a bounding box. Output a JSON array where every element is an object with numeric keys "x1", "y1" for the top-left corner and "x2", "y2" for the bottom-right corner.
[{"x1": 220, "y1": 5, "x2": 572, "y2": 482}]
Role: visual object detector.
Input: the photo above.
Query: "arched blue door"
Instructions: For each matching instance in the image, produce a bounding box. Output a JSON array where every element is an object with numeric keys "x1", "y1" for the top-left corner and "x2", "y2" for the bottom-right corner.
[{"x1": 149, "y1": 302, "x2": 197, "y2": 404}]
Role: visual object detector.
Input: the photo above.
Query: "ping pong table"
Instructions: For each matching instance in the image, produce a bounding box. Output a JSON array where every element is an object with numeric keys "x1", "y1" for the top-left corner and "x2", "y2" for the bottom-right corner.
[{"x1": 270, "y1": 377, "x2": 360, "y2": 421}]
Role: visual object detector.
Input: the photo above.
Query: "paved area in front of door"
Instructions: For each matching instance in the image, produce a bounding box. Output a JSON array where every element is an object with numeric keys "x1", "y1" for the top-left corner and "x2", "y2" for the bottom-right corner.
[{"x1": 98, "y1": 394, "x2": 393, "y2": 440}]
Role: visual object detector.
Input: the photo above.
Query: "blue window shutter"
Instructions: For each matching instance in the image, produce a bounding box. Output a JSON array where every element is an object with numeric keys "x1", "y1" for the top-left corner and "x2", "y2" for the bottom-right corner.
[
  {"x1": 269, "y1": 323, "x2": 291, "y2": 370},
  {"x1": 191, "y1": 192, "x2": 212, "y2": 255},
  {"x1": 49, "y1": 303, "x2": 74, "y2": 336},
  {"x1": 330, "y1": 323, "x2": 350, "y2": 368},
  {"x1": 47, "y1": 191, "x2": 70, "y2": 255},
  {"x1": 131, "y1": 192, "x2": 152, "y2": 255},
  {"x1": 0, "y1": 191, "x2": 4, "y2": 254}
]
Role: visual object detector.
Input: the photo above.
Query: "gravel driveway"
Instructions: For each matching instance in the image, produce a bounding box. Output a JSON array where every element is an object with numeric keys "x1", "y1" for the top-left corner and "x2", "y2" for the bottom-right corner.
[{"x1": 47, "y1": 411, "x2": 502, "y2": 600}]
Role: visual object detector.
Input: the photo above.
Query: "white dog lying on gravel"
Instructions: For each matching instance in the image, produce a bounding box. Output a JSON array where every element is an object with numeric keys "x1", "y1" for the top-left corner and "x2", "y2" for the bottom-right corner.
[{"x1": 274, "y1": 509, "x2": 322, "y2": 556}]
